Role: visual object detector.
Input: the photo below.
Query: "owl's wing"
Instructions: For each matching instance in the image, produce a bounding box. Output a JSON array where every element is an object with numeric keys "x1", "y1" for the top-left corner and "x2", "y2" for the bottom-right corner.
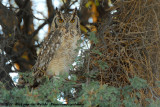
[{"x1": 31, "y1": 30, "x2": 62, "y2": 85}]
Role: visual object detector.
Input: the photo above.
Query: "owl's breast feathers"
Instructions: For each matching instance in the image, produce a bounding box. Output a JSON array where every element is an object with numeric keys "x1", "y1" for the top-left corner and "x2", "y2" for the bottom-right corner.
[
  {"x1": 32, "y1": 29, "x2": 80, "y2": 82},
  {"x1": 46, "y1": 30, "x2": 80, "y2": 76}
]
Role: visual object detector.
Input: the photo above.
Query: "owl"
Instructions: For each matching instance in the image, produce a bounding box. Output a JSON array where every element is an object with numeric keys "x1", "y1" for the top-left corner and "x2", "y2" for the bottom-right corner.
[{"x1": 32, "y1": 8, "x2": 81, "y2": 83}]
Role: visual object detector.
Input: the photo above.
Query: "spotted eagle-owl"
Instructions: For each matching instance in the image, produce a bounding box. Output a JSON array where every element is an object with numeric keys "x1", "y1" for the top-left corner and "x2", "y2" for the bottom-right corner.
[{"x1": 32, "y1": 8, "x2": 81, "y2": 82}]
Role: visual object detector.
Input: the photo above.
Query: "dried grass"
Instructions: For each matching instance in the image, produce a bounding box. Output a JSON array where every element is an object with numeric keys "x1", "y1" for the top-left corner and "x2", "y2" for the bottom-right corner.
[{"x1": 88, "y1": 0, "x2": 160, "y2": 104}]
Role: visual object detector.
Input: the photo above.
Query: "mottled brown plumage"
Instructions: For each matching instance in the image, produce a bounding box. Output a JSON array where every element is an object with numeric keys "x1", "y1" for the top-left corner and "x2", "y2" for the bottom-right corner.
[{"x1": 32, "y1": 8, "x2": 81, "y2": 83}]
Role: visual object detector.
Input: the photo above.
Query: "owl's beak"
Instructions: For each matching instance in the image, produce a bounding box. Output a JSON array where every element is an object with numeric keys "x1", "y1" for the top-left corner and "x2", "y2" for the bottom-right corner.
[{"x1": 65, "y1": 23, "x2": 69, "y2": 32}]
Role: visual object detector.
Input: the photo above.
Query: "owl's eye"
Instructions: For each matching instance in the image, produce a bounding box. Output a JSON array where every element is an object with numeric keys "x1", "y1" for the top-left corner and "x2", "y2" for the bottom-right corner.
[
  {"x1": 70, "y1": 19, "x2": 75, "y2": 23},
  {"x1": 58, "y1": 19, "x2": 64, "y2": 23}
]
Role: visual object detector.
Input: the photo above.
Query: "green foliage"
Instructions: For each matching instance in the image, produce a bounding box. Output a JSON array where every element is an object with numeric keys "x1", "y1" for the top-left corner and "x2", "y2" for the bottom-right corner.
[
  {"x1": 97, "y1": 60, "x2": 108, "y2": 70},
  {"x1": 146, "y1": 99, "x2": 160, "y2": 107},
  {"x1": 92, "y1": 48, "x2": 102, "y2": 55},
  {"x1": 129, "y1": 76, "x2": 148, "y2": 90},
  {"x1": 0, "y1": 74, "x2": 160, "y2": 107},
  {"x1": 74, "y1": 56, "x2": 84, "y2": 67},
  {"x1": 19, "y1": 72, "x2": 34, "y2": 85},
  {"x1": 155, "y1": 81, "x2": 160, "y2": 87},
  {"x1": 0, "y1": 33, "x2": 159, "y2": 106},
  {"x1": 0, "y1": 73, "x2": 74, "y2": 104},
  {"x1": 88, "y1": 31, "x2": 99, "y2": 44},
  {"x1": 75, "y1": 76, "x2": 159, "y2": 107}
]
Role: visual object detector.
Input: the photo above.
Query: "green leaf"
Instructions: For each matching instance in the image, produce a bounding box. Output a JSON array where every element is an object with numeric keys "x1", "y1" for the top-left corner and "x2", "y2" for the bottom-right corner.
[
  {"x1": 97, "y1": 60, "x2": 108, "y2": 70},
  {"x1": 129, "y1": 76, "x2": 147, "y2": 89},
  {"x1": 88, "y1": 31, "x2": 99, "y2": 44},
  {"x1": 147, "y1": 99, "x2": 160, "y2": 107},
  {"x1": 69, "y1": 64, "x2": 74, "y2": 70},
  {"x1": 77, "y1": 39, "x2": 83, "y2": 45},
  {"x1": 92, "y1": 49, "x2": 102, "y2": 55},
  {"x1": 155, "y1": 81, "x2": 160, "y2": 87}
]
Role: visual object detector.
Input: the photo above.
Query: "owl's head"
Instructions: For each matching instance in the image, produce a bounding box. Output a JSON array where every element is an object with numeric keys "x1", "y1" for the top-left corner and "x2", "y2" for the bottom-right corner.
[{"x1": 51, "y1": 8, "x2": 80, "y2": 33}]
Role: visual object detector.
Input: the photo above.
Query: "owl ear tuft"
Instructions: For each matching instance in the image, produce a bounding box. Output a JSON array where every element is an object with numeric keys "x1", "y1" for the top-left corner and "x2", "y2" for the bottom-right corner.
[
  {"x1": 73, "y1": 8, "x2": 77, "y2": 15},
  {"x1": 72, "y1": 8, "x2": 77, "y2": 19},
  {"x1": 74, "y1": 7, "x2": 77, "y2": 12},
  {"x1": 55, "y1": 7, "x2": 61, "y2": 16},
  {"x1": 56, "y1": 7, "x2": 59, "y2": 12},
  {"x1": 56, "y1": 7, "x2": 58, "y2": 10}
]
